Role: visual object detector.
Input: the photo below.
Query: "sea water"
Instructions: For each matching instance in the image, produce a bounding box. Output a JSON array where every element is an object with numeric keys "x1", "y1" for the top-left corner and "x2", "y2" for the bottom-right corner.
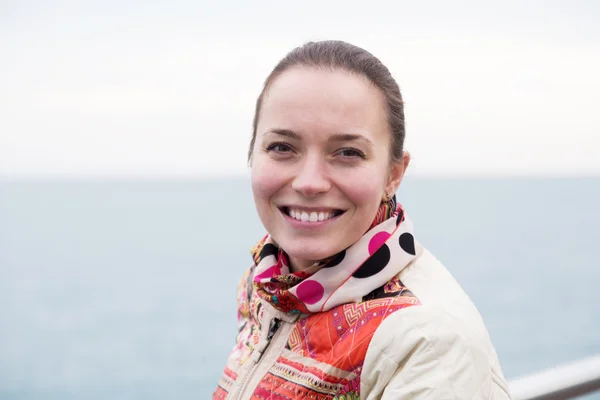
[{"x1": 1, "y1": 177, "x2": 598, "y2": 399}]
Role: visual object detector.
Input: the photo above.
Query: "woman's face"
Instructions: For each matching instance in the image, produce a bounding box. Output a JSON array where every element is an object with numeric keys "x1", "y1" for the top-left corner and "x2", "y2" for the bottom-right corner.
[{"x1": 251, "y1": 67, "x2": 408, "y2": 271}]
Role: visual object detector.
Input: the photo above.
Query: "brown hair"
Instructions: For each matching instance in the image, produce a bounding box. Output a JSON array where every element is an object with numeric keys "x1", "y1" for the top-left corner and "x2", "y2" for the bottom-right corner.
[{"x1": 248, "y1": 40, "x2": 405, "y2": 164}]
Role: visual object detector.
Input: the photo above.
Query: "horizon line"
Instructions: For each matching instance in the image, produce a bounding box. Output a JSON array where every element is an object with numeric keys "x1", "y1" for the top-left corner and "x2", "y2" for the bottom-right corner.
[{"x1": 1, "y1": 171, "x2": 599, "y2": 182}]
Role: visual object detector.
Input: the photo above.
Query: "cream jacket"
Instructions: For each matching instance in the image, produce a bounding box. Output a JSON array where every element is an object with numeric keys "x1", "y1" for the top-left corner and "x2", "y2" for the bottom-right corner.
[
  {"x1": 361, "y1": 242, "x2": 511, "y2": 399},
  {"x1": 218, "y1": 242, "x2": 512, "y2": 399}
]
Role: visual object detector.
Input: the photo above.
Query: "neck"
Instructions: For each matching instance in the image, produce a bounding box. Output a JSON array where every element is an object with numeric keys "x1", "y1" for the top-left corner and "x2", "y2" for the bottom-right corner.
[{"x1": 288, "y1": 256, "x2": 318, "y2": 273}]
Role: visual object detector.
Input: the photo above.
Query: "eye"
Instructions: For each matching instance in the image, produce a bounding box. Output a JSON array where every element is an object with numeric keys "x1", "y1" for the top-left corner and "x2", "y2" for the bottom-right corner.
[
  {"x1": 265, "y1": 141, "x2": 294, "y2": 154},
  {"x1": 337, "y1": 147, "x2": 366, "y2": 159}
]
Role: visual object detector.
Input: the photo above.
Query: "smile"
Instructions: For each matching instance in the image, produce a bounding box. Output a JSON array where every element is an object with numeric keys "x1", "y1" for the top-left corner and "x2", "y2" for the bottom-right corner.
[{"x1": 280, "y1": 207, "x2": 345, "y2": 223}]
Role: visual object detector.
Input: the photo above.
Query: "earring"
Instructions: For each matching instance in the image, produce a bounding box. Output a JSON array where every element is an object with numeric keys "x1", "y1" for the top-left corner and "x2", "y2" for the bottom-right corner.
[{"x1": 383, "y1": 191, "x2": 392, "y2": 202}]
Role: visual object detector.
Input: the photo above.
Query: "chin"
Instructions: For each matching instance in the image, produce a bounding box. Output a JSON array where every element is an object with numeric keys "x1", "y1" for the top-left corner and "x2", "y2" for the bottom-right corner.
[{"x1": 280, "y1": 239, "x2": 341, "y2": 267}]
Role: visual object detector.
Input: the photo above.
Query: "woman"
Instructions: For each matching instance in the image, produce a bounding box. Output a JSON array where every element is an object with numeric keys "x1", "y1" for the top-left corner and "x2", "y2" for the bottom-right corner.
[{"x1": 214, "y1": 40, "x2": 511, "y2": 399}]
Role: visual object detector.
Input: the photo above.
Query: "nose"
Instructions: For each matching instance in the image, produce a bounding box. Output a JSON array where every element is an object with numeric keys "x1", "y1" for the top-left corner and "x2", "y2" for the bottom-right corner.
[{"x1": 291, "y1": 155, "x2": 331, "y2": 197}]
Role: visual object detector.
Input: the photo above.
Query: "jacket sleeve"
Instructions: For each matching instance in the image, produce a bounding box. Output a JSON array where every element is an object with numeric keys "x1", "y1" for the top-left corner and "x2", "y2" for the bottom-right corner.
[{"x1": 361, "y1": 305, "x2": 511, "y2": 399}]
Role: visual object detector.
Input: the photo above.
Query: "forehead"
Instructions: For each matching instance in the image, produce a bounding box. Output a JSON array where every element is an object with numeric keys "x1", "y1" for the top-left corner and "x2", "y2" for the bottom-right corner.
[{"x1": 258, "y1": 67, "x2": 388, "y2": 140}]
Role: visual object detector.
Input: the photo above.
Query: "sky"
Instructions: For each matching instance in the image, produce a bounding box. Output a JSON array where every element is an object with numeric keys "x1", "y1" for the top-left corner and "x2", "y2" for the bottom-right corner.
[{"x1": 1, "y1": 0, "x2": 599, "y2": 178}]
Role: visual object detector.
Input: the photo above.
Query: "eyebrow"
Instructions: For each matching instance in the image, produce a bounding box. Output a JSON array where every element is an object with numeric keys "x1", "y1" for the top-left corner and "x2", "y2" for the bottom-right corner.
[
  {"x1": 328, "y1": 133, "x2": 374, "y2": 147},
  {"x1": 263, "y1": 129, "x2": 301, "y2": 140},
  {"x1": 263, "y1": 129, "x2": 374, "y2": 147}
]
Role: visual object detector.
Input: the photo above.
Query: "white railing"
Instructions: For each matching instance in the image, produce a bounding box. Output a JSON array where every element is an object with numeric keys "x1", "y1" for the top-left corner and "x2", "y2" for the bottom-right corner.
[{"x1": 509, "y1": 355, "x2": 600, "y2": 400}]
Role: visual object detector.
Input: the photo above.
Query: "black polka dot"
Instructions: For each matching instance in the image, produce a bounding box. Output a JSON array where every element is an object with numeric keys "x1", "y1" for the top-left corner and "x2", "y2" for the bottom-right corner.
[
  {"x1": 352, "y1": 244, "x2": 390, "y2": 278},
  {"x1": 323, "y1": 250, "x2": 346, "y2": 268},
  {"x1": 260, "y1": 243, "x2": 279, "y2": 260},
  {"x1": 396, "y1": 209, "x2": 404, "y2": 226},
  {"x1": 399, "y1": 232, "x2": 415, "y2": 255}
]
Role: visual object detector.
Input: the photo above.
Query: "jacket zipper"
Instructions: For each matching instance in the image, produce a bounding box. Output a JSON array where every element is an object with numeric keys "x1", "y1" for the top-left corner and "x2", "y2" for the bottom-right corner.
[
  {"x1": 234, "y1": 318, "x2": 281, "y2": 400},
  {"x1": 266, "y1": 319, "x2": 280, "y2": 341}
]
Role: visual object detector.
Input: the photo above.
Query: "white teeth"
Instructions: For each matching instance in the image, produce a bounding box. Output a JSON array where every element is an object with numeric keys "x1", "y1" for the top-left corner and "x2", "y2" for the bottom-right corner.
[{"x1": 286, "y1": 208, "x2": 340, "y2": 222}]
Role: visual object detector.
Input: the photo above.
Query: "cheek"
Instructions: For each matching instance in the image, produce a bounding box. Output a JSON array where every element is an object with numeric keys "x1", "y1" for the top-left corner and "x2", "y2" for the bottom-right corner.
[
  {"x1": 251, "y1": 159, "x2": 283, "y2": 204},
  {"x1": 337, "y1": 167, "x2": 387, "y2": 207}
]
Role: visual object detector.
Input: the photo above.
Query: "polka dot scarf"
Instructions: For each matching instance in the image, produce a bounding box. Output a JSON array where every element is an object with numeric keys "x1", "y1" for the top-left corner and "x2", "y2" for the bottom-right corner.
[{"x1": 251, "y1": 197, "x2": 417, "y2": 314}]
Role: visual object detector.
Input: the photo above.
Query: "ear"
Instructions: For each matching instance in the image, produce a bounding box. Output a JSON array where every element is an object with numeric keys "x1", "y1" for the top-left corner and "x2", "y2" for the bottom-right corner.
[{"x1": 385, "y1": 151, "x2": 411, "y2": 197}]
